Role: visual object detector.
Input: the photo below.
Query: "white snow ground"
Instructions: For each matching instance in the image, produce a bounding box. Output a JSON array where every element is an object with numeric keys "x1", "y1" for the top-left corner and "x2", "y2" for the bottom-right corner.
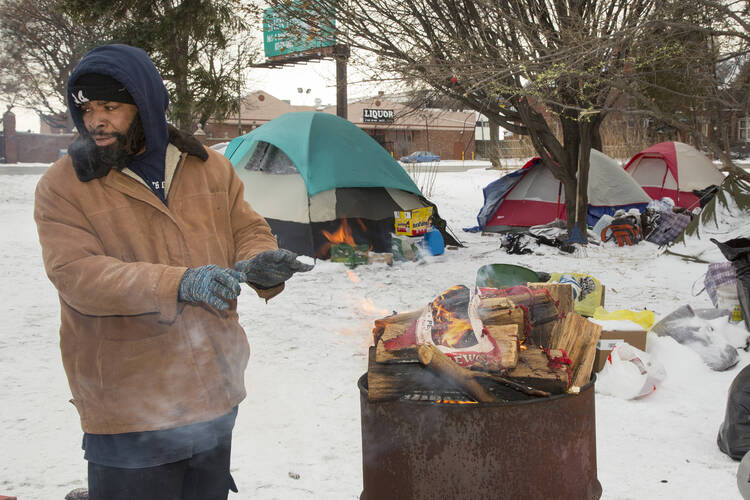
[{"x1": 1, "y1": 165, "x2": 749, "y2": 500}]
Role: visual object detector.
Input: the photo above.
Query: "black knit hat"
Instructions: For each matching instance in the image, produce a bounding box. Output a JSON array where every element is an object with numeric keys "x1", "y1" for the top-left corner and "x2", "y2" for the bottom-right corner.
[{"x1": 69, "y1": 73, "x2": 135, "y2": 107}]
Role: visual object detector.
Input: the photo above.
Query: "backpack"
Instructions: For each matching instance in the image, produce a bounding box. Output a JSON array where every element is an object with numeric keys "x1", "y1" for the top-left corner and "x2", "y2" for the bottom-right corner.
[{"x1": 601, "y1": 216, "x2": 642, "y2": 247}]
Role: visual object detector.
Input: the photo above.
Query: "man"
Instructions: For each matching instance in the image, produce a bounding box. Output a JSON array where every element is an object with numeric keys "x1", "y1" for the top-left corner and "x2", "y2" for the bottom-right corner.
[{"x1": 34, "y1": 44, "x2": 312, "y2": 499}]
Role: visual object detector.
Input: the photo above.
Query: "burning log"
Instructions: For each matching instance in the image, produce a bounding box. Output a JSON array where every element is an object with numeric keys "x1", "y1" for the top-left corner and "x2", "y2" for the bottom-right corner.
[
  {"x1": 417, "y1": 344, "x2": 500, "y2": 403},
  {"x1": 471, "y1": 370, "x2": 551, "y2": 398},
  {"x1": 417, "y1": 344, "x2": 550, "y2": 400},
  {"x1": 367, "y1": 341, "x2": 560, "y2": 402},
  {"x1": 367, "y1": 347, "x2": 442, "y2": 401},
  {"x1": 549, "y1": 313, "x2": 602, "y2": 389}
]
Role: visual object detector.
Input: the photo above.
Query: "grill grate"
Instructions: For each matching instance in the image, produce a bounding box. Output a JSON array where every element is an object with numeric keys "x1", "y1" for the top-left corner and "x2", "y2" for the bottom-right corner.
[{"x1": 400, "y1": 390, "x2": 477, "y2": 403}]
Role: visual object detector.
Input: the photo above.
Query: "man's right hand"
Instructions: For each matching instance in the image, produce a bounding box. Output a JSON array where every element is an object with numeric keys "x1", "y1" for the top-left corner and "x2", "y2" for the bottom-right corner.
[{"x1": 178, "y1": 265, "x2": 246, "y2": 310}]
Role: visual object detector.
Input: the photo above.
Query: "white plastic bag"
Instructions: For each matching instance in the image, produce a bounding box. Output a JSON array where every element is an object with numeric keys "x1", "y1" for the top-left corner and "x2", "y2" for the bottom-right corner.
[{"x1": 595, "y1": 342, "x2": 666, "y2": 399}]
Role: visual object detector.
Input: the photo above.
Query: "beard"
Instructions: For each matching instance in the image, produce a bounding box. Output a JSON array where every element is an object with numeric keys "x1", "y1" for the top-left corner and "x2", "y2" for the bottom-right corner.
[
  {"x1": 69, "y1": 114, "x2": 148, "y2": 182},
  {"x1": 88, "y1": 115, "x2": 147, "y2": 171}
]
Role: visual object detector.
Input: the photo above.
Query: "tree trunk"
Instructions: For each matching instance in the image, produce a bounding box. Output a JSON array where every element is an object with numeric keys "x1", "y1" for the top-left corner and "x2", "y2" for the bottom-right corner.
[
  {"x1": 575, "y1": 133, "x2": 592, "y2": 241},
  {"x1": 169, "y1": 32, "x2": 193, "y2": 132},
  {"x1": 488, "y1": 115, "x2": 502, "y2": 169}
]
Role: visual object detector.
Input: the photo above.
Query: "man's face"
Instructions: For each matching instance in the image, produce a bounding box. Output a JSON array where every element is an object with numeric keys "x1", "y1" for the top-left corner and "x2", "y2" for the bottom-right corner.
[{"x1": 80, "y1": 100, "x2": 138, "y2": 149}]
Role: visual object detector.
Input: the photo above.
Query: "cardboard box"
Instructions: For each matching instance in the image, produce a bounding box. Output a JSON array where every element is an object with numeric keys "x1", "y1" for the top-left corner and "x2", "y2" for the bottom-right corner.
[
  {"x1": 391, "y1": 233, "x2": 423, "y2": 262},
  {"x1": 330, "y1": 243, "x2": 369, "y2": 266},
  {"x1": 588, "y1": 319, "x2": 647, "y2": 372},
  {"x1": 394, "y1": 207, "x2": 433, "y2": 236}
]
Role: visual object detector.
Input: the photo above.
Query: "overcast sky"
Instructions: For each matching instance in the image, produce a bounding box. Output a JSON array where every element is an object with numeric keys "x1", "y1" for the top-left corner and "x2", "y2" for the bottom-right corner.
[
  {"x1": 6, "y1": 53, "x2": 389, "y2": 134},
  {"x1": 7, "y1": 58, "x2": 342, "y2": 133}
]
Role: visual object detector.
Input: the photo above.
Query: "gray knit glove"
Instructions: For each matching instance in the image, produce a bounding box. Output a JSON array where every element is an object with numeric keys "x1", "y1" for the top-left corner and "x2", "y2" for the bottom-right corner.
[
  {"x1": 234, "y1": 249, "x2": 314, "y2": 288},
  {"x1": 178, "y1": 265, "x2": 246, "y2": 310}
]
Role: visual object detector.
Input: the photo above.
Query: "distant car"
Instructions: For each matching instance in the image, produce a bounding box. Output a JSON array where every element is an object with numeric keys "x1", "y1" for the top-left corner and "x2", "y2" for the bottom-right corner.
[
  {"x1": 730, "y1": 145, "x2": 749, "y2": 161},
  {"x1": 731, "y1": 149, "x2": 747, "y2": 161},
  {"x1": 400, "y1": 151, "x2": 440, "y2": 163}
]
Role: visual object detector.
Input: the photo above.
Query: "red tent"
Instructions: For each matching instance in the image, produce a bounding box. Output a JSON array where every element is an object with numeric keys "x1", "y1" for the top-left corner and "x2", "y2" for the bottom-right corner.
[{"x1": 624, "y1": 141, "x2": 725, "y2": 209}]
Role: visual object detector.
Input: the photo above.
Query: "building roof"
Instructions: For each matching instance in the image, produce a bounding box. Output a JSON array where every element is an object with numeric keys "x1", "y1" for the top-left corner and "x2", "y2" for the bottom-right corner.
[{"x1": 218, "y1": 91, "x2": 475, "y2": 132}]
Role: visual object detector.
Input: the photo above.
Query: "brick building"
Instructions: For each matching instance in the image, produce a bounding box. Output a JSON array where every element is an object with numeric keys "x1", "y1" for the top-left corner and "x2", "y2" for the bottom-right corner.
[{"x1": 204, "y1": 91, "x2": 477, "y2": 161}]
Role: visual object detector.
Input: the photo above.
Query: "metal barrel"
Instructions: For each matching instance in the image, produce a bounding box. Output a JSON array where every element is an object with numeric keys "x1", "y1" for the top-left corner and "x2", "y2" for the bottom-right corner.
[{"x1": 359, "y1": 374, "x2": 601, "y2": 500}]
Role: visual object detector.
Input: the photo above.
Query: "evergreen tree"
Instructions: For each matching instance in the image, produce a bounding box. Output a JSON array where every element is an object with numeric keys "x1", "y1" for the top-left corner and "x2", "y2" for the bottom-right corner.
[{"x1": 61, "y1": 0, "x2": 258, "y2": 131}]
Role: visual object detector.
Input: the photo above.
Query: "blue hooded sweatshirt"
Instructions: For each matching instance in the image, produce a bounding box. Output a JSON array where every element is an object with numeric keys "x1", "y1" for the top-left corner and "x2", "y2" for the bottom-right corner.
[{"x1": 67, "y1": 44, "x2": 170, "y2": 203}]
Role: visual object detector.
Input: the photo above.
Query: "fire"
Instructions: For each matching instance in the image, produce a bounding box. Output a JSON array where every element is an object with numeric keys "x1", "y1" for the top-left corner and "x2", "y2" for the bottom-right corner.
[
  {"x1": 429, "y1": 285, "x2": 475, "y2": 348},
  {"x1": 360, "y1": 297, "x2": 389, "y2": 317},
  {"x1": 346, "y1": 269, "x2": 360, "y2": 283},
  {"x1": 322, "y1": 218, "x2": 356, "y2": 246},
  {"x1": 435, "y1": 318, "x2": 474, "y2": 348}
]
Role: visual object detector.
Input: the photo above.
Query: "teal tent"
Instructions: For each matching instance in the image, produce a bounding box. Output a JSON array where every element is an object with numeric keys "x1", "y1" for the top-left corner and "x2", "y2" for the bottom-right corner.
[
  {"x1": 225, "y1": 111, "x2": 421, "y2": 196},
  {"x1": 224, "y1": 112, "x2": 454, "y2": 258}
]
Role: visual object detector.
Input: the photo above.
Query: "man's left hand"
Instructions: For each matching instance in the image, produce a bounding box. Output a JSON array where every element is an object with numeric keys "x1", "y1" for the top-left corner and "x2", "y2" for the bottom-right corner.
[{"x1": 234, "y1": 249, "x2": 314, "y2": 288}]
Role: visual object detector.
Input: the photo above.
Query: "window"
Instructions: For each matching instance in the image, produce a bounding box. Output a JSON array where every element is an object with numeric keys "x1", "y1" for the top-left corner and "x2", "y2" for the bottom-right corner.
[{"x1": 740, "y1": 117, "x2": 750, "y2": 142}]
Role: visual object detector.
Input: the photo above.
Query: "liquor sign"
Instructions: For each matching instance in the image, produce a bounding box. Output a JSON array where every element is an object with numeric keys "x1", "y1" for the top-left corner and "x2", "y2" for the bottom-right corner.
[
  {"x1": 363, "y1": 108, "x2": 394, "y2": 123},
  {"x1": 263, "y1": 4, "x2": 336, "y2": 59}
]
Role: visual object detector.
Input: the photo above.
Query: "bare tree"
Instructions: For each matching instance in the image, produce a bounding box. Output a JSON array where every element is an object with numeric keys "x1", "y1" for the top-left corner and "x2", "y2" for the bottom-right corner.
[
  {"x1": 0, "y1": 0, "x2": 104, "y2": 129},
  {"x1": 616, "y1": 1, "x2": 750, "y2": 175},
  {"x1": 269, "y1": 0, "x2": 664, "y2": 239}
]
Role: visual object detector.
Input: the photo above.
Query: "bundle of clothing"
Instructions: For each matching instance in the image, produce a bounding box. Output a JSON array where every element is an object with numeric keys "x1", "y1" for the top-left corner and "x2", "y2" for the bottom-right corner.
[
  {"x1": 499, "y1": 221, "x2": 580, "y2": 255},
  {"x1": 641, "y1": 198, "x2": 694, "y2": 247}
]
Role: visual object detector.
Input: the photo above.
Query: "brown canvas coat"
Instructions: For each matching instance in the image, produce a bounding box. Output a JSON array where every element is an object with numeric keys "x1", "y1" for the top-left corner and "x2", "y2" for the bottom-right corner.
[{"x1": 34, "y1": 143, "x2": 281, "y2": 434}]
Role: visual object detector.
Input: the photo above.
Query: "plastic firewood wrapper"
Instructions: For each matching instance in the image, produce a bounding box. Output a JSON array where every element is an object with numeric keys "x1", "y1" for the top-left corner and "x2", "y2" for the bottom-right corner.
[{"x1": 413, "y1": 285, "x2": 512, "y2": 371}]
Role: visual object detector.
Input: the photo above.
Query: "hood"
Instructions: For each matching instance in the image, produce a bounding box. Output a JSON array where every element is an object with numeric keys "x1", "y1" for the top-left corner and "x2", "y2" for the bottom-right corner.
[{"x1": 67, "y1": 44, "x2": 169, "y2": 157}]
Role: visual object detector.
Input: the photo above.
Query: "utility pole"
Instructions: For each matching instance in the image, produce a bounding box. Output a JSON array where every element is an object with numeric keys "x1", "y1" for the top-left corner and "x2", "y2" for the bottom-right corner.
[
  {"x1": 237, "y1": 44, "x2": 242, "y2": 136},
  {"x1": 424, "y1": 114, "x2": 430, "y2": 151},
  {"x1": 334, "y1": 44, "x2": 350, "y2": 119}
]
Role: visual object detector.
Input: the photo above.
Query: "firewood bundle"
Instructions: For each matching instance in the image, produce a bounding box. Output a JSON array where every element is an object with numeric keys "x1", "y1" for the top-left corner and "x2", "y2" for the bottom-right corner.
[{"x1": 368, "y1": 282, "x2": 602, "y2": 403}]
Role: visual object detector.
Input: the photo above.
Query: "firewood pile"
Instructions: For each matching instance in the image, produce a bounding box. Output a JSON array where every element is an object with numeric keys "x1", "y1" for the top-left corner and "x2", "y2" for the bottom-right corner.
[{"x1": 368, "y1": 282, "x2": 602, "y2": 403}]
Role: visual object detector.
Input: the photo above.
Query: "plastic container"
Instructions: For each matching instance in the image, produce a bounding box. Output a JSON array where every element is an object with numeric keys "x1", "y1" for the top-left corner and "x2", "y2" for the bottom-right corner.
[{"x1": 717, "y1": 283, "x2": 743, "y2": 323}]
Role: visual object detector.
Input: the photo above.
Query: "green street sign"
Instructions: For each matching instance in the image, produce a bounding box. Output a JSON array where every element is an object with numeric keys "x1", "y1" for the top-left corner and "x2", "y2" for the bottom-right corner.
[{"x1": 263, "y1": 5, "x2": 336, "y2": 59}]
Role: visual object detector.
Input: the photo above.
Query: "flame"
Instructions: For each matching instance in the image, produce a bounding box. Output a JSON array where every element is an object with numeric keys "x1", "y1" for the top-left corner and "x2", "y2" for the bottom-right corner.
[
  {"x1": 434, "y1": 317, "x2": 473, "y2": 347},
  {"x1": 360, "y1": 297, "x2": 389, "y2": 317},
  {"x1": 319, "y1": 218, "x2": 374, "y2": 259},
  {"x1": 437, "y1": 399, "x2": 479, "y2": 405},
  {"x1": 429, "y1": 285, "x2": 475, "y2": 348},
  {"x1": 346, "y1": 269, "x2": 360, "y2": 283},
  {"x1": 322, "y1": 218, "x2": 356, "y2": 245}
]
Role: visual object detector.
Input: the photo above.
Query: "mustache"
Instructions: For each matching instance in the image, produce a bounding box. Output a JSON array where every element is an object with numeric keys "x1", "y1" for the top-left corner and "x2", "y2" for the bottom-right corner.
[{"x1": 90, "y1": 130, "x2": 122, "y2": 140}]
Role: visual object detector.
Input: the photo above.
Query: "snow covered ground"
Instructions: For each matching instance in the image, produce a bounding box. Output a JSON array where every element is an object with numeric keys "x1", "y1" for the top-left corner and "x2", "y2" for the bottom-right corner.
[{"x1": 2, "y1": 165, "x2": 749, "y2": 499}]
